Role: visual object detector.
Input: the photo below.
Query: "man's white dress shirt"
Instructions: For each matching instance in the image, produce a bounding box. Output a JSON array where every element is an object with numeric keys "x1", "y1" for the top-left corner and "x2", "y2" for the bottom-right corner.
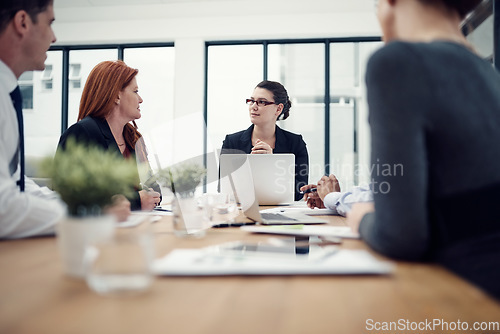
[
  {"x1": 0, "y1": 59, "x2": 65, "y2": 239},
  {"x1": 323, "y1": 184, "x2": 373, "y2": 216}
]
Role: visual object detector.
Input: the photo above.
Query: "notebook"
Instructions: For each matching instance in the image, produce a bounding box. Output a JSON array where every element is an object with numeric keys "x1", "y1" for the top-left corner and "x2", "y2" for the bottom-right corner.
[
  {"x1": 219, "y1": 154, "x2": 295, "y2": 205},
  {"x1": 219, "y1": 154, "x2": 326, "y2": 225}
]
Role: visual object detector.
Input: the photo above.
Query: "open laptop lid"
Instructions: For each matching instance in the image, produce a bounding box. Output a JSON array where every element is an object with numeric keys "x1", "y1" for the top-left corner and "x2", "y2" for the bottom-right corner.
[
  {"x1": 219, "y1": 154, "x2": 262, "y2": 222},
  {"x1": 219, "y1": 154, "x2": 327, "y2": 225},
  {"x1": 220, "y1": 154, "x2": 295, "y2": 206}
]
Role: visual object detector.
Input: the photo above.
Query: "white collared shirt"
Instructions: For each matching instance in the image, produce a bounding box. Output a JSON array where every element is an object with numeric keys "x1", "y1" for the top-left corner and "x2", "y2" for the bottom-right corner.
[
  {"x1": 0, "y1": 59, "x2": 65, "y2": 239},
  {"x1": 323, "y1": 184, "x2": 373, "y2": 216}
]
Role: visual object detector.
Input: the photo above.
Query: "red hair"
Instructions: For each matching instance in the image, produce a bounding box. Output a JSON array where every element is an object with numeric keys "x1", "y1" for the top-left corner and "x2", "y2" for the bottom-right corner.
[{"x1": 78, "y1": 60, "x2": 142, "y2": 148}]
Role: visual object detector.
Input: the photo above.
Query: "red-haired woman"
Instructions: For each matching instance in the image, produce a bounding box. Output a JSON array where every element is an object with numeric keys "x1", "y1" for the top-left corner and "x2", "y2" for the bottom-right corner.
[{"x1": 58, "y1": 60, "x2": 160, "y2": 211}]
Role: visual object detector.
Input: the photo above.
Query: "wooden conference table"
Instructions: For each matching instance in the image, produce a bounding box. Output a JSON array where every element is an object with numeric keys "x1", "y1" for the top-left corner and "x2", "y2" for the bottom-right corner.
[{"x1": 1, "y1": 210, "x2": 499, "y2": 334}]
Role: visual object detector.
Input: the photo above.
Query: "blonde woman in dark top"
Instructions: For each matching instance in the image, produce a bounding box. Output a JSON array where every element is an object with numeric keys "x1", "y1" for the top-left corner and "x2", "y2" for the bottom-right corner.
[{"x1": 347, "y1": 0, "x2": 500, "y2": 299}]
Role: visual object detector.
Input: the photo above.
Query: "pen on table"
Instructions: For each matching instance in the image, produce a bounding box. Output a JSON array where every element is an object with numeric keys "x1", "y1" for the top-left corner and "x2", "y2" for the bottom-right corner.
[
  {"x1": 212, "y1": 221, "x2": 256, "y2": 228},
  {"x1": 299, "y1": 188, "x2": 318, "y2": 195},
  {"x1": 153, "y1": 207, "x2": 171, "y2": 212}
]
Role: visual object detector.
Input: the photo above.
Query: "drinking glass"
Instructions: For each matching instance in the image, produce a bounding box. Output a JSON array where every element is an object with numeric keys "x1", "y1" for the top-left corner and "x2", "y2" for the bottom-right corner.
[
  {"x1": 200, "y1": 193, "x2": 238, "y2": 226},
  {"x1": 84, "y1": 228, "x2": 154, "y2": 296},
  {"x1": 172, "y1": 193, "x2": 207, "y2": 238}
]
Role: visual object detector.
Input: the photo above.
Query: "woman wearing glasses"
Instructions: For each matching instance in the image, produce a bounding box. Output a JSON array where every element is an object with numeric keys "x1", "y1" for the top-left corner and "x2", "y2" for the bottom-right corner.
[
  {"x1": 221, "y1": 80, "x2": 308, "y2": 201},
  {"x1": 347, "y1": 0, "x2": 500, "y2": 299}
]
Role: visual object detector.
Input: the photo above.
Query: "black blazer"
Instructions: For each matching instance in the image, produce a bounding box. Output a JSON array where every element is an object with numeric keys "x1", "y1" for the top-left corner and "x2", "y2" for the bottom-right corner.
[
  {"x1": 221, "y1": 124, "x2": 309, "y2": 201},
  {"x1": 58, "y1": 116, "x2": 160, "y2": 211}
]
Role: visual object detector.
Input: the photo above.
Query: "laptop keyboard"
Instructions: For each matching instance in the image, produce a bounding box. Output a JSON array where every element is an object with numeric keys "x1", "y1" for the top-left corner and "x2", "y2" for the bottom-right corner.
[{"x1": 261, "y1": 213, "x2": 298, "y2": 221}]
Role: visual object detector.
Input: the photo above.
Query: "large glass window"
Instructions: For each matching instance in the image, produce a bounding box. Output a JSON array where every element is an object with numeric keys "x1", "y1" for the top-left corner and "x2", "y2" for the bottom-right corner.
[
  {"x1": 24, "y1": 51, "x2": 62, "y2": 157},
  {"x1": 356, "y1": 42, "x2": 383, "y2": 185},
  {"x1": 69, "y1": 63, "x2": 82, "y2": 89},
  {"x1": 67, "y1": 49, "x2": 118, "y2": 126},
  {"x1": 329, "y1": 42, "x2": 383, "y2": 188},
  {"x1": 124, "y1": 47, "x2": 175, "y2": 138},
  {"x1": 23, "y1": 44, "x2": 175, "y2": 164},
  {"x1": 18, "y1": 72, "x2": 33, "y2": 110},
  {"x1": 206, "y1": 45, "x2": 263, "y2": 192},
  {"x1": 206, "y1": 38, "x2": 381, "y2": 191},
  {"x1": 268, "y1": 43, "x2": 325, "y2": 186},
  {"x1": 329, "y1": 43, "x2": 358, "y2": 189},
  {"x1": 207, "y1": 45, "x2": 263, "y2": 151},
  {"x1": 41, "y1": 65, "x2": 53, "y2": 90}
]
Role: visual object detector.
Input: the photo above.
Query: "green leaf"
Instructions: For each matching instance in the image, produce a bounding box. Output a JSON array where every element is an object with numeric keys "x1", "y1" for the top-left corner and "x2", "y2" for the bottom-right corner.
[
  {"x1": 40, "y1": 138, "x2": 139, "y2": 216},
  {"x1": 155, "y1": 162, "x2": 206, "y2": 196}
]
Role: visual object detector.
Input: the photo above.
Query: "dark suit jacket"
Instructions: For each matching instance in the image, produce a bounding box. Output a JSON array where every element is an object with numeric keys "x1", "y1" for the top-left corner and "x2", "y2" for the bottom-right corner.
[
  {"x1": 58, "y1": 116, "x2": 160, "y2": 211},
  {"x1": 221, "y1": 124, "x2": 309, "y2": 201}
]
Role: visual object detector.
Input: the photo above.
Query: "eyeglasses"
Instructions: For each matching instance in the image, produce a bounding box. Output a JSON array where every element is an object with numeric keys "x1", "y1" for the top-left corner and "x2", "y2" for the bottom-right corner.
[{"x1": 246, "y1": 99, "x2": 276, "y2": 107}]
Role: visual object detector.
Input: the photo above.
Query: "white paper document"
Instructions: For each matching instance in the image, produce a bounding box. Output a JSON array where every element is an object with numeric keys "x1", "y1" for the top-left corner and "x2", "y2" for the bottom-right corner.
[
  {"x1": 260, "y1": 204, "x2": 338, "y2": 216},
  {"x1": 152, "y1": 243, "x2": 394, "y2": 276},
  {"x1": 241, "y1": 225, "x2": 359, "y2": 239},
  {"x1": 116, "y1": 212, "x2": 163, "y2": 228}
]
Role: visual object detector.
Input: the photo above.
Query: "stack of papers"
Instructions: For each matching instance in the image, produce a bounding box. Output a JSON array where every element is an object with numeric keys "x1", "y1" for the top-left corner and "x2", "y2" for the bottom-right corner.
[
  {"x1": 116, "y1": 212, "x2": 163, "y2": 228},
  {"x1": 241, "y1": 225, "x2": 359, "y2": 239},
  {"x1": 260, "y1": 206, "x2": 338, "y2": 216},
  {"x1": 152, "y1": 246, "x2": 393, "y2": 276}
]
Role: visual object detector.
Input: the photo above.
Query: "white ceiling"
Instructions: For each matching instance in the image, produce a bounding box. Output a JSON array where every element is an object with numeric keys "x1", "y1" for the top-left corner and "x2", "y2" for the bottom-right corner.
[
  {"x1": 54, "y1": 0, "x2": 246, "y2": 7},
  {"x1": 53, "y1": 0, "x2": 375, "y2": 20},
  {"x1": 52, "y1": 0, "x2": 380, "y2": 44}
]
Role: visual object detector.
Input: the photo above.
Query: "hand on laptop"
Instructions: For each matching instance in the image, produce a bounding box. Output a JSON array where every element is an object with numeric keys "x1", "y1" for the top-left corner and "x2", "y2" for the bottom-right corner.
[{"x1": 251, "y1": 139, "x2": 273, "y2": 154}]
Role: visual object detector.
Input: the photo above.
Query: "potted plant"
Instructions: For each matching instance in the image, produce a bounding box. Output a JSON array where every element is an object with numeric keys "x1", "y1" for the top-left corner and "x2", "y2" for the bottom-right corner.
[
  {"x1": 41, "y1": 138, "x2": 140, "y2": 277},
  {"x1": 155, "y1": 162, "x2": 206, "y2": 237},
  {"x1": 155, "y1": 162, "x2": 206, "y2": 198},
  {"x1": 41, "y1": 138, "x2": 139, "y2": 216}
]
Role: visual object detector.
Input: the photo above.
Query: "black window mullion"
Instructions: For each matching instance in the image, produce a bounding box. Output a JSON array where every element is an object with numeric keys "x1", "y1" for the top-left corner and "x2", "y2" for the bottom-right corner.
[
  {"x1": 61, "y1": 48, "x2": 70, "y2": 134},
  {"x1": 263, "y1": 42, "x2": 268, "y2": 80},
  {"x1": 324, "y1": 41, "x2": 330, "y2": 176},
  {"x1": 118, "y1": 46, "x2": 124, "y2": 61},
  {"x1": 353, "y1": 42, "x2": 360, "y2": 185},
  {"x1": 203, "y1": 44, "x2": 209, "y2": 192},
  {"x1": 495, "y1": 0, "x2": 500, "y2": 70}
]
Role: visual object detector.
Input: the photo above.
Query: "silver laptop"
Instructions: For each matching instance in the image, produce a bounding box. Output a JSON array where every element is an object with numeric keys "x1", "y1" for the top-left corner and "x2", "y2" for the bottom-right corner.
[
  {"x1": 220, "y1": 154, "x2": 294, "y2": 205},
  {"x1": 219, "y1": 154, "x2": 326, "y2": 225}
]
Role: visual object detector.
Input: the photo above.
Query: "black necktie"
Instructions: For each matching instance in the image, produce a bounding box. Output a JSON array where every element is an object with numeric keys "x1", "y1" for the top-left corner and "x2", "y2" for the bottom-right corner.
[{"x1": 10, "y1": 86, "x2": 25, "y2": 192}]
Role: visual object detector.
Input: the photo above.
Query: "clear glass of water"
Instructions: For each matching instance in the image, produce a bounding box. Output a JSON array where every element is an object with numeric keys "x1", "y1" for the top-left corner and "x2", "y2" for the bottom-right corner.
[
  {"x1": 200, "y1": 193, "x2": 238, "y2": 226},
  {"x1": 84, "y1": 229, "x2": 154, "y2": 296},
  {"x1": 172, "y1": 194, "x2": 207, "y2": 238}
]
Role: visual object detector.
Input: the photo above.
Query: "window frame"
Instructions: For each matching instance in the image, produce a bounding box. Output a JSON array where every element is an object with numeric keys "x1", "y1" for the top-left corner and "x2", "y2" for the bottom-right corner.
[
  {"x1": 48, "y1": 42, "x2": 175, "y2": 134},
  {"x1": 203, "y1": 37, "x2": 381, "y2": 178}
]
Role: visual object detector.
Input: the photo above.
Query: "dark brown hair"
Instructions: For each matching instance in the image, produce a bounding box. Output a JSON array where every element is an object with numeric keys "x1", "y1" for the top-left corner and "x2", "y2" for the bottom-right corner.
[
  {"x1": 418, "y1": 0, "x2": 483, "y2": 19},
  {"x1": 256, "y1": 80, "x2": 292, "y2": 120},
  {"x1": 0, "y1": 0, "x2": 53, "y2": 33}
]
